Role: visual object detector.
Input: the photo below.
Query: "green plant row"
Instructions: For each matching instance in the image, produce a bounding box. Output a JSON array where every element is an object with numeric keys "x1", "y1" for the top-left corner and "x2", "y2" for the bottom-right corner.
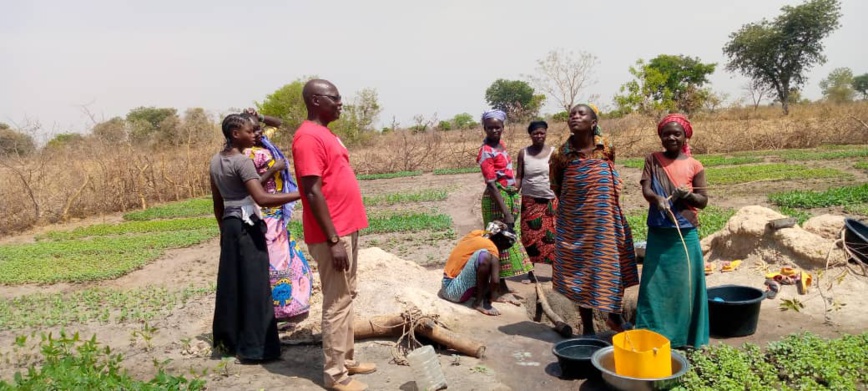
[
  {"x1": 363, "y1": 189, "x2": 448, "y2": 206},
  {"x1": 0, "y1": 230, "x2": 216, "y2": 285},
  {"x1": 356, "y1": 171, "x2": 423, "y2": 180},
  {"x1": 123, "y1": 198, "x2": 213, "y2": 221},
  {"x1": 619, "y1": 145, "x2": 868, "y2": 169},
  {"x1": 777, "y1": 147, "x2": 868, "y2": 162},
  {"x1": 38, "y1": 217, "x2": 215, "y2": 241},
  {"x1": 854, "y1": 161, "x2": 868, "y2": 170},
  {"x1": 677, "y1": 333, "x2": 868, "y2": 390},
  {"x1": 620, "y1": 155, "x2": 763, "y2": 169},
  {"x1": 769, "y1": 183, "x2": 868, "y2": 208},
  {"x1": 363, "y1": 212, "x2": 452, "y2": 235},
  {"x1": 625, "y1": 206, "x2": 734, "y2": 243},
  {"x1": 0, "y1": 332, "x2": 205, "y2": 390},
  {"x1": 705, "y1": 163, "x2": 849, "y2": 185},
  {"x1": 0, "y1": 285, "x2": 214, "y2": 330},
  {"x1": 290, "y1": 212, "x2": 452, "y2": 241},
  {"x1": 433, "y1": 167, "x2": 479, "y2": 175}
]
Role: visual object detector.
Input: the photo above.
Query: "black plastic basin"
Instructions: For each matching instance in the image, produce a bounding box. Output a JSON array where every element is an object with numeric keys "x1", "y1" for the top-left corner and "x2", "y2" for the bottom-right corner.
[
  {"x1": 552, "y1": 338, "x2": 611, "y2": 379},
  {"x1": 707, "y1": 285, "x2": 765, "y2": 338},
  {"x1": 844, "y1": 218, "x2": 868, "y2": 264}
]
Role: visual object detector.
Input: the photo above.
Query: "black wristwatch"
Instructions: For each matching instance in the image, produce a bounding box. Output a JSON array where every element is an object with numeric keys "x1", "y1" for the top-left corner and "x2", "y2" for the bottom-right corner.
[{"x1": 328, "y1": 234, "x2": 340, "y2": 245}]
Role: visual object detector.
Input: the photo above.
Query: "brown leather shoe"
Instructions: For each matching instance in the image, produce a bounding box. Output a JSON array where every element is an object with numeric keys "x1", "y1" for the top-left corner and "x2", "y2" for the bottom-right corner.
[
  {"x1": 347, "y1": 362, "x2": 378, "y2": 375},
  {"x1": 330, "y1": 378, "x2": 368, "y2": 391}
]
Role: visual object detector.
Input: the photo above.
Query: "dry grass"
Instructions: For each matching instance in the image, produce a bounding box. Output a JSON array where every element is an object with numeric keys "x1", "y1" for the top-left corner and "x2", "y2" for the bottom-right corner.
[
  {"x1": 352, "y1": 102, "x2": 868, "y2": 173},
  {"x1": 1, "y1": 102, "x2": 866, "y2": 237}
]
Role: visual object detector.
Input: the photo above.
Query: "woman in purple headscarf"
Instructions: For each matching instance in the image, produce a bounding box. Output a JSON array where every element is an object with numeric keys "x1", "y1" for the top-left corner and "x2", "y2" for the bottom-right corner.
[
  {"x1": 476, "y1": 109, "x2": 532, "y2": 300},
  {"x1": 244, "y1": 109, "x2": 312, "y2": 322}
]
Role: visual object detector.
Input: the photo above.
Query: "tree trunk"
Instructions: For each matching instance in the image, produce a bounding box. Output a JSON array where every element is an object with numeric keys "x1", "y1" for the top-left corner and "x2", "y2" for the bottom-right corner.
[{"x1": 782, "y1": 99, "x2": 790, "y2": 115}]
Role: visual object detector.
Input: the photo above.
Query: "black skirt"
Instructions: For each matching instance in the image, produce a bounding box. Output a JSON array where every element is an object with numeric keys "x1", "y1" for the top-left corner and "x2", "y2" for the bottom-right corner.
[{"x1": 212, "y1": 217, "x2": 280, "y2": 361}]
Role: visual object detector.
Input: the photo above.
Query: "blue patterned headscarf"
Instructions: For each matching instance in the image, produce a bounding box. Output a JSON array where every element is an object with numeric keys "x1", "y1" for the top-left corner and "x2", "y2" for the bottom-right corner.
[
  {"x1": 481, "y1": 109, "x2": 507, "y2": 124},
  {"x1": 261, "y1": 134, "x2": 298, "y2": 223}
]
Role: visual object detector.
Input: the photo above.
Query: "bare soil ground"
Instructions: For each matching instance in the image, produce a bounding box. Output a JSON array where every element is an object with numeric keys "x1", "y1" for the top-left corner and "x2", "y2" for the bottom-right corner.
[{"x1": 1, "y1": 159, "x2": 867, "y2": 390}]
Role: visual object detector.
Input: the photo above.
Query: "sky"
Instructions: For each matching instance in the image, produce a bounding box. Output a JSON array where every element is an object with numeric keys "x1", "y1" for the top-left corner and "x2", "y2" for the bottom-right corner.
[{"x1": 1, "y1": 0, "x2": 866, "y2": 140}]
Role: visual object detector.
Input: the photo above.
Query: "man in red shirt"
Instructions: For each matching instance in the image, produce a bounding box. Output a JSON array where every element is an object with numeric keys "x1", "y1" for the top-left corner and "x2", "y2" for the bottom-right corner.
[{"x1": 292, "y1": 79, "x2": 372, "y2": 391}]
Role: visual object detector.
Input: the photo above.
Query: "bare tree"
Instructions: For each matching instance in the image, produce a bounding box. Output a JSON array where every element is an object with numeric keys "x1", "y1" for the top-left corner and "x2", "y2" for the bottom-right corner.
[
  {"x1": 525, "y1": 49, "x2": 599, "y2": 113},
  {"x1": 742, "y1": 80, "x2": 775, "y2": 111}
]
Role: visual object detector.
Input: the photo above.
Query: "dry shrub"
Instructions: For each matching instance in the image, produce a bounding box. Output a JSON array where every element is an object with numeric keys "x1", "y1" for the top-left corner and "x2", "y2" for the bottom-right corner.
[
  {"x1": 1, "y1": 102, "x2": 866, "y2": 236},
  {"x1": 0, "y1": 140, "x2": 218, "y2": 236}
]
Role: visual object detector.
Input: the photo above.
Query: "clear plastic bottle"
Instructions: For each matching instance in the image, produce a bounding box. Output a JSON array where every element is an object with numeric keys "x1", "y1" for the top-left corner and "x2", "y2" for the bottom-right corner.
[{"x1": 406, "y1": 345, "x2": 448, "y2": 391}]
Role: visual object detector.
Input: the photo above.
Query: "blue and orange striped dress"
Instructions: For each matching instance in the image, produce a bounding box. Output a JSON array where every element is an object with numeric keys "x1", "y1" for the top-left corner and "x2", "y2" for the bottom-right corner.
[{"x1": 550, "y1": 134, "x2": 639, "y2": 313}]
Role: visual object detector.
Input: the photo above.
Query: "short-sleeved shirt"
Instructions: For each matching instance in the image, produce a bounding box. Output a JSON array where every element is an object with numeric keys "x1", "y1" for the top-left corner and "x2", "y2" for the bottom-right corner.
[
  {"x1": 209, "y1": 152, "x2": 260, "y2": 219},
  {"x1": 292, "y1": 120, "x2": 368, "y2": 244},
  {"x1": 444, "y1": 230, "x2": 499, "y2": 279},
  {"x1": 477, "y1": 142, "x2": 516, "y2": 188},
  {"x1": 641, "y1": 152, "x2": 704, "y2": 228}
]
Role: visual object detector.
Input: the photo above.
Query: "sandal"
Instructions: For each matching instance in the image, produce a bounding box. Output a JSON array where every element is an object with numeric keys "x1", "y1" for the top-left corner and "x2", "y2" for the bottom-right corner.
[
  {"x1": 721, "y1": 260, "x2": 742, "y2": 272},
  {"x1": 704, "y1": 262, "x2": 714, "y2": 275},
  {"x1": 797, "y1": 270, "x2": 812, "y2": 295},
  {"x1": 764, "y1": 279, "x2": 780, "y2": 299}
]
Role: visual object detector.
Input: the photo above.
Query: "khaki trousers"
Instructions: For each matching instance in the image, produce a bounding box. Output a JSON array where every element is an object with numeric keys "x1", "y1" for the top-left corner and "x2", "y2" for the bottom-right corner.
[{"x1": 308, "y1": 231, "x2": 359, "y2": 387}]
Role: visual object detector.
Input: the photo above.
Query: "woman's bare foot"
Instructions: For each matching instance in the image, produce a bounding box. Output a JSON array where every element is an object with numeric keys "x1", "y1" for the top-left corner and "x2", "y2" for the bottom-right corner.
[{"x1": 473, "y1": 299, "x2": 501, "y2": 316}]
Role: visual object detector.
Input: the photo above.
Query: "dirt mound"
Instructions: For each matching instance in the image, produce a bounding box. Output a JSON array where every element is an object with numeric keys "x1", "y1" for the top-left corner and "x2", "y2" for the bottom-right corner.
[
  {"x1": 286, "y1": 247, "x2": 474, "y2": 340},
  {"x1": 701, "y1": 206, "x2": 847, "y2": 269},
  {"x1": 803, "y1": 214, "x2": 846, "y2": 241}
]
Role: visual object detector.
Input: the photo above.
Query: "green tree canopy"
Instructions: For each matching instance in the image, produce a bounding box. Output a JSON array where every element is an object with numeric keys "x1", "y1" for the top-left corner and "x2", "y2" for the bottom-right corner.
[
  {"x1": 819, "y1": 67, "x2": 856, "y2": 103},
  {"x1": 852, "y1": 73, "x2": 868, "y2": 100},
  {"x1": 614, "y1": 55, "x2": 716, "y2": 115},
  {"x1": 45, "y1": 133, "x2": 86, "y2": 150},
  {"x1": 126, "y1": 106, "x2": 179, "y2": 146},
  {"x1": 0, "y1": 123, "x2": 36, "y2": 156},
  {"x1": 723, "y1": 0, "x2": 842, "y2": 114},
  {"x1": 331, "y1": 88, "x2": 383, "y2": 145},
  {"x1": 484, "y1": 79, "x2": 543, "y2": 120},
  {"x1": 451, "y1": 113, "x2": 477, "y2": 130},
  {"x1": 256, "y1": 76, "x2": 316, "y2": 133}
]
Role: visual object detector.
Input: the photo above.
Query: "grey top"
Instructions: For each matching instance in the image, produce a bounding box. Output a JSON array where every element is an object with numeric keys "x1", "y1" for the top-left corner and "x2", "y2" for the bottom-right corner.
[
  {"x1": 520, "y1": 146, "x2": 556, "y2": 199},
  {"x1": 209, "y1": 152, "x2": 260, "y2": 219}
]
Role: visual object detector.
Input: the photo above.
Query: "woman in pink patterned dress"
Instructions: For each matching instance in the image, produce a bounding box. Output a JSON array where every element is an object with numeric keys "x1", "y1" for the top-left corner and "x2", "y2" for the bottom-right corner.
[{"x1": 244, "y1": 110, "x2": 312, "y2": 321}]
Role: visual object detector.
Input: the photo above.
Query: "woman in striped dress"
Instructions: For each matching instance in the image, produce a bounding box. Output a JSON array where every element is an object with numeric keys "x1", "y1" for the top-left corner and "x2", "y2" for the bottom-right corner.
[{"x1": 550, "y1": 104, "x2": 639, "y2": 336}]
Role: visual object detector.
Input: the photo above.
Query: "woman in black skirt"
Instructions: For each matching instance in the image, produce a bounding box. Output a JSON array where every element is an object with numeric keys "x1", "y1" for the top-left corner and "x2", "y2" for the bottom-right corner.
[{"x1": 209, "y1": 114, "x2": 300, "y2": 362}]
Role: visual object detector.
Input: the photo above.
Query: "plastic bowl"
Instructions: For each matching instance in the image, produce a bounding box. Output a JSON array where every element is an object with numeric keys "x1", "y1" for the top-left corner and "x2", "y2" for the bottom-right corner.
[{"x1": 552, "y1": 338, "x2": 611, "y2": 379}]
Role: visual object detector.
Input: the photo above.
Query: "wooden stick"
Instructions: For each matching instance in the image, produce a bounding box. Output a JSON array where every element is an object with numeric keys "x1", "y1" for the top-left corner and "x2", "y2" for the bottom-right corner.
[{"x1": 535, "y1": 280, "x2": 573, "y2": 338}]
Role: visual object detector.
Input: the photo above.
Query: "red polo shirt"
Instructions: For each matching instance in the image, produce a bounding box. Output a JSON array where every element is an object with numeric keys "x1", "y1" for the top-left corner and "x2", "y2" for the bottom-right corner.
[{"x1": 292, "y1": 120, "x2": 368, "y2": 244}]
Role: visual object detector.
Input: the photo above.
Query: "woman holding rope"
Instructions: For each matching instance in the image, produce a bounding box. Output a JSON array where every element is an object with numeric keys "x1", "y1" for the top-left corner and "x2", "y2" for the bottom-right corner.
[{"x1": 634, "y1": 113, "x2": 709, "y2": 349}]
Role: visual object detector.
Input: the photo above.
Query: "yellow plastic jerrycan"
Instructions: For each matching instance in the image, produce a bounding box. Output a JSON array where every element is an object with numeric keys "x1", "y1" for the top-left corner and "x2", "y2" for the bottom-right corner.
[{"x1": 612, "y1": 329, "x2": 672, "y2": 378}]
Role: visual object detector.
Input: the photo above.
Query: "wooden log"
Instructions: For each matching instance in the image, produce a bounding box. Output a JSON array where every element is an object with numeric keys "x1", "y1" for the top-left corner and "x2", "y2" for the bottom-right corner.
[
  {"x1": 354, "y1": 315, "x2": 405, "y2": 340},
  {"x1": 416, "y1": 318, "x2": 486, "y2": 358},
  {"x1": 352, "y1": 315, "x2": 486, "y2": 358},
  {"x1": 535, "y1": 281, "x2": 573, "y2": 338}
]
